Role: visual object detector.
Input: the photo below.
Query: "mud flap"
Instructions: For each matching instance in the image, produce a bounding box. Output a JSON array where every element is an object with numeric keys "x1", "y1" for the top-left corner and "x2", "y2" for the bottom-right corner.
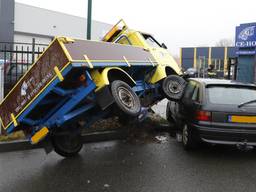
[
  {"x1": 42, "y1": 137, "x2": 53, "y2": 154},
  {"x1": 95, "y1": 86, "x2": 114, "y2": 110}
]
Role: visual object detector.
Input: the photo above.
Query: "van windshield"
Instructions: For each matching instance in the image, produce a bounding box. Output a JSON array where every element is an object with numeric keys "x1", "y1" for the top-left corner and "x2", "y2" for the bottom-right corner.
[{"x1": 207, "y1": 85, "x2": 256, "y2": 105}]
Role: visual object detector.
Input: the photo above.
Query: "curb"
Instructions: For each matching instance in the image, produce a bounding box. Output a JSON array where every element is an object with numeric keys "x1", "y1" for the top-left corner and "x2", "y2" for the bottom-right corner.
[{"x1": 0, "y1": 129, "x2": 128, "y2": 153}]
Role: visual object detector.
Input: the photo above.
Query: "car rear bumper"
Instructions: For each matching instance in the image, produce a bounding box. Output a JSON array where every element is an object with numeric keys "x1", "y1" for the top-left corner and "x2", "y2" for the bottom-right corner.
[
  {"x1": 191, "y1": 122, "x2": 256, "y2": 145},
  {"x1": 201, "y1": 138, "x2": 256, "y2": 146}
]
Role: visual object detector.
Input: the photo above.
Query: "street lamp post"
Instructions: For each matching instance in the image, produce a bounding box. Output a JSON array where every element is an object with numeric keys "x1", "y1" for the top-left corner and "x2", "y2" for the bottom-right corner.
[{"x1": 87, "y1": 0, "x2": 92, "y2": 40}]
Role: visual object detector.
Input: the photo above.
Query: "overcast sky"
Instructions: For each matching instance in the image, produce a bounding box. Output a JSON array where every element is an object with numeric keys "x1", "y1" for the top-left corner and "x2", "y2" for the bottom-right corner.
[{"x1": 16, "y1": 0, "x2": 256, "y2": 55}]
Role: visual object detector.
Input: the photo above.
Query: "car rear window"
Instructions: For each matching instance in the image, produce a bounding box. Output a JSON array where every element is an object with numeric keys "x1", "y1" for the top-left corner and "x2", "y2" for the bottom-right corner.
[{"x1": 207, "y1": 85, "x2": 256, "y2": 105}]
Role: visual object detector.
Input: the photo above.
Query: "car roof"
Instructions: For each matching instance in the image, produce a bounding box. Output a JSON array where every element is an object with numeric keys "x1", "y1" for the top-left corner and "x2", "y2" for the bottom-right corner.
[{"x1": 189, "y1": 78, "x2": 256, "y2": 87}]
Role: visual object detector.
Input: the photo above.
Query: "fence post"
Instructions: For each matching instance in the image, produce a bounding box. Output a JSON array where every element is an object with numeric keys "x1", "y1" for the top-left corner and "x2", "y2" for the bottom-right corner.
[
  {"x1": 0, "y1": 65, "x2": 4, "y2": 135},
  {"x1": 32, "y1": 38, "x2": 35, "y2": 63}
]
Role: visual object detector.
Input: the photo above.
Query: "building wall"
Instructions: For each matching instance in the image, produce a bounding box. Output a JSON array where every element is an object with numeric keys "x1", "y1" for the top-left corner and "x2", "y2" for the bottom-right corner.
[
  {"x1": 181, "y1": 47, "x2": 236, "y2": 71},
  {"x1": 1, "y1": 2, "x2": 112, "y2": 44},
  {"x1": 211, "y1": 47, "x2": 225, "y2": 59},
  {"x1": 237, "y1": 55, "x2": 255, "y2": 83},
  {"x1": 14, "y1": 3, "x2": 112, "y2": 43},
  {"x1": 228, "y1": 47, "x2": 236, "y2": 57},
  {"x1": 0, "y1": 0, "x2": 14, "y2": 42},
  {"x1": 14, "y1": 33, "x2": 52, "y2": 44},
  {"x1": 196, "y1": 47, "x2": 209, "y2": 59},
  {"x1": 181, "y1": 48, "x2": 194, "y2": 70}
]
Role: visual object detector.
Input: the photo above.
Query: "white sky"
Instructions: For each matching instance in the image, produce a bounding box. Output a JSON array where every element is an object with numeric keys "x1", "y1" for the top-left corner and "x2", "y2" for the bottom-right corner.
[{"x1": 15, "y1": 0, "x2": 256, "y2": 55}]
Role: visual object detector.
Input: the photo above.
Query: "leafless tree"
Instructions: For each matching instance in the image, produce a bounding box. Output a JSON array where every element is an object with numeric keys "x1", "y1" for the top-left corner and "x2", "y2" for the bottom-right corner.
[{"x1": 215, "y1": 38, "x2": 235, "y2": 47}]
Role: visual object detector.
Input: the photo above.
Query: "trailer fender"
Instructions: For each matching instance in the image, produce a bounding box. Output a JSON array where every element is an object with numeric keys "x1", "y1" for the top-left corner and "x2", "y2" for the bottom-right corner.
[
  {"x1": 91, "y1": 67, "x2": 136, "y2": 92},
  {"x1": 91, "y1": 67, "x2": 136, "y2": 110}
]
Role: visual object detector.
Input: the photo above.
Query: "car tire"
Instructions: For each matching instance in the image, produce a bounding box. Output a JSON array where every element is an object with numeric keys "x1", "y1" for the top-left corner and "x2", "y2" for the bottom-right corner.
[
  {"x1": 162, "y1": 75, "x2": 186, "y2": 101},
  {"x1": 52, "y1": 131, "x2": 83, "y2": 157},
  {"x1": 111, "y1": 80, "x2": 141, "y2": 117},
  {"x1": 182, "y1": 124, "x2": 196, "y2": 150},
  {"x1": 166, "y1": 101, "x2": 176, "y2": 137}
]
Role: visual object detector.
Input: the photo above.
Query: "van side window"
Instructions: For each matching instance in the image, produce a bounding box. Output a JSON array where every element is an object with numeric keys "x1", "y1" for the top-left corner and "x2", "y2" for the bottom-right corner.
[{"x1": 115, "y1": 35, "x2": 132, "y2": 45}]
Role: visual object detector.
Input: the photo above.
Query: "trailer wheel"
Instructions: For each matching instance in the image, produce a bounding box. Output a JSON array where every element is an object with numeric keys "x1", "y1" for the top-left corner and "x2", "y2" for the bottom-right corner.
[
  {"x1": 162, "y1": 75, "x2": 186, "y2": 101},
  {"x1": 111, "y1": 80, "x2": 141, "y2": 116},
  {"x1": 52, "y1": 132, "x2": 83, "y2": 157}
]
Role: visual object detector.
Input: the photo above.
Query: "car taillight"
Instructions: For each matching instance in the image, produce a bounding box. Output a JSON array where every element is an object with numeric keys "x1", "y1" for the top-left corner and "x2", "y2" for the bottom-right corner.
[{"x1": 195, "y1": 111, "x2": 212, "y2": 121}]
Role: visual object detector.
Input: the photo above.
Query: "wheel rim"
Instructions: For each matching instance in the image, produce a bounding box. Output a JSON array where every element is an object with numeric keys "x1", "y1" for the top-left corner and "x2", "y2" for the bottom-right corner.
[
  {"x1": 117, "y1": 87, "x2": 135, "y2": 109},
  {"x1": 168, "y1": 81, "x2": 182, "y2": 94},
  {"x1": 182, "y1": 124, "x2": 188, "y2": 145}
]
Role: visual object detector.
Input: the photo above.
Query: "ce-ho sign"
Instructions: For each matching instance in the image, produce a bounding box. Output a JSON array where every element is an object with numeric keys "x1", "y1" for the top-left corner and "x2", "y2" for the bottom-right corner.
[{"x1": 235, "y1": 23, "x2": 256, "y2": 48}]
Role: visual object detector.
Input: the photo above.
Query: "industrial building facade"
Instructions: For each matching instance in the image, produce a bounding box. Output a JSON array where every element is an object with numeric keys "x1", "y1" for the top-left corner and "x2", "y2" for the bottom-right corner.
[
  {"x1": 181, "y1": 22, "x2": 256, "y2": 84},
  {"x1": 0, "y1": 0, "x2": 112, "y2": 44},
  {"x1": 180, "y1": 47, "x2": 236, "y2": 77}
]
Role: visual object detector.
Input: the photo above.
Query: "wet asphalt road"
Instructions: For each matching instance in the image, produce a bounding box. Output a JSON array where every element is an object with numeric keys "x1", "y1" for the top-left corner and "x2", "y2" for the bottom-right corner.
[{"x1": 1, "y1": 135, "x2": 256, "y2": 192}]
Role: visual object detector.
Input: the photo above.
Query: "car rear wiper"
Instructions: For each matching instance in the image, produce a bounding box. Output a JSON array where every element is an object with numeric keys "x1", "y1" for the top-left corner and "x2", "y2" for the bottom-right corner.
[{"x1": 238, "y1": 99, "x2": 256, "y2": 108}]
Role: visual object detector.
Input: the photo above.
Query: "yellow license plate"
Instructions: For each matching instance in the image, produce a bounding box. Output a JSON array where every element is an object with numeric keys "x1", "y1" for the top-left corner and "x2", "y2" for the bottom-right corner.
[{"x1": 229, "y1": 115, "x2": 256, "y2": 123}]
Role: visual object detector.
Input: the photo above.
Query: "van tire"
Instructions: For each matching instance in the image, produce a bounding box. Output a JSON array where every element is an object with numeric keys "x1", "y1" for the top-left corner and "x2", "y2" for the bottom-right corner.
[{"x1": 162, "y1": 75, "x2": 186, "y2": 101}]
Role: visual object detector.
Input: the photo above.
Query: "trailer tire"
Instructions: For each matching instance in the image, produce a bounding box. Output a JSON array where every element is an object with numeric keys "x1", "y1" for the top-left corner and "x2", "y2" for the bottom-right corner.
[
  {"x1": 162, "y1": 75, "x2": 186, "y2": 101},
  {"x1": 52, "y1": 132, "x2": 83, "y2": 157},
  {"x1": 111, "y1": 80, "x2": 141, "y2": 117}
]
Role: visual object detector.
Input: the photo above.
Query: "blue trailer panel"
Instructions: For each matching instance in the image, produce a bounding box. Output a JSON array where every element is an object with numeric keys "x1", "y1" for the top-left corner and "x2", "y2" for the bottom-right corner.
[{"x1": 0, "y1": 37, "x2": 157, "y2": 138}]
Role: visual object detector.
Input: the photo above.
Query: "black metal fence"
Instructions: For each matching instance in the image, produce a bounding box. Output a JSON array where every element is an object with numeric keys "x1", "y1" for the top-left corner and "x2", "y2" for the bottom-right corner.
[{"x1": 0, "y1": 39, "x2": 48, "y2": 95}]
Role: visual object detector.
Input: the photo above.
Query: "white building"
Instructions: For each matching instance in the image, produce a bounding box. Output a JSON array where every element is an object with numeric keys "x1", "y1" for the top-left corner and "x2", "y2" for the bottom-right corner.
[{"x1": 0, "y1": 0, "x2": 112, "y2": 44}]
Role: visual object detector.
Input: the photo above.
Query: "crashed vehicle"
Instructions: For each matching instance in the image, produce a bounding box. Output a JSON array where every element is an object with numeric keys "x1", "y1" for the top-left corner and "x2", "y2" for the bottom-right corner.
[
  {"x1": 0, "y1": 20, "x2": 185, "y2": 157},
  {"x1": 102, "y1": 20, "x2": 185, "y2": 101},
  {"x1": 166, "y1": 78, "x2": 256, "y2": 150}
]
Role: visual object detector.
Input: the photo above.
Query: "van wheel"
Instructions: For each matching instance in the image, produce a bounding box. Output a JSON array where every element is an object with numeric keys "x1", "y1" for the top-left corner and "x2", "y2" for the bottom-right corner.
[
  {"x1": 162, "y1": 75, "x2": 186, "y2": 101},
  {"x1": 182, "y1": 124, "x2": 196, "y2": 150},
  {"x1": 52, "y1": 132, "x2": 83, "y2": 157},
  {"x1": 111, "y1": 80, "x2": 141, "y2": 116}
]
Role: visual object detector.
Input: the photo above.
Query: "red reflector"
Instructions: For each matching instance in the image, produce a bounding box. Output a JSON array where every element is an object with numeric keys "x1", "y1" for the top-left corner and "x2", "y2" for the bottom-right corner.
[
  {"x1": 79, "y1": 74, "x2": 86, "y2": 82},
  {"x1": 195, "y1": 111, "x2": 211, "y2": 121}
]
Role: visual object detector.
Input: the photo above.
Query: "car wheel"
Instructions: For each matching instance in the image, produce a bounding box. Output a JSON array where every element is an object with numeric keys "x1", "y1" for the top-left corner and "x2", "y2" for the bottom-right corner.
[
  {"x1": 162, "y1": 75, "x2": 186, "y2": 101},
  {"x1": 52, "y1": 132, "x2": 83, "y2": 157},
  {"x1": 182, "y1": 124, "x2": 196, "y2": 150},
  {"x1": 166, "y1": 101, "x2": 176, "y2": 137},
  {"x1": 111, "y1": 80, "x2": 141, "y2": 116}
]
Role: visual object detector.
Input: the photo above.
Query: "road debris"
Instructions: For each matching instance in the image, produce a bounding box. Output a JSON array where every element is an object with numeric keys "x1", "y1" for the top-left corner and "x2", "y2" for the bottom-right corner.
[
  {"x1": 104, "y1": 184, "x2": 110, "y2": 188},
  {"x1": 155, "y1": 135, "x2": 168, "y2": 143}
]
